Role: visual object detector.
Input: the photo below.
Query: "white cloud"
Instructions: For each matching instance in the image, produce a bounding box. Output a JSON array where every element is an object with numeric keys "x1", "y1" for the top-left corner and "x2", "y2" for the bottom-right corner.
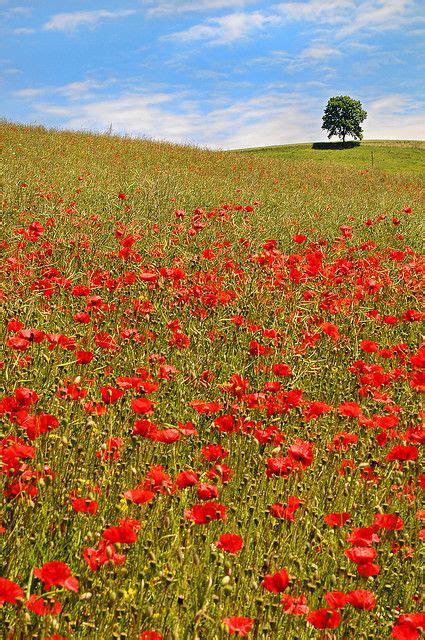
[
  {"x1": 276, "y1": 0, "x2": 421, "y2": 36},
  {"x1": 13, "y1": 87, "x2": 45, "y2": 98},
  {"x1": 13, "y1": 79, "x2": 114, "y2": 101},
  {"x1": 144, "y1": 0, "x2": 253, "y2": 16},
  {"x1": 43, "y1": 9, "x2": 137, "y2": 32},
  {"x1": 164, "y1": 11, "x2": 281, "y2": 44},
  {"x1": 13, "y1": 27, "x2": 35, "y2": 34},
  {"x1": 365, "y1": 94, "x2": 425, "y2": 139}
]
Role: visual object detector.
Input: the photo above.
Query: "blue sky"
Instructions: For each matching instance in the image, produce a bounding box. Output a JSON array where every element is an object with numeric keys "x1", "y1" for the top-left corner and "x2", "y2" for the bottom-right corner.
[{"x1": 1, "y1": 0, "x2": 424, "y2": 148}]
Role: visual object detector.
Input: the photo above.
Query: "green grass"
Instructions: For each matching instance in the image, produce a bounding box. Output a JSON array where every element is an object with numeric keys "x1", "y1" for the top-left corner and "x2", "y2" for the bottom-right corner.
[{"x1": 234, "y1": 140, "x2": 425, "y2": 175}]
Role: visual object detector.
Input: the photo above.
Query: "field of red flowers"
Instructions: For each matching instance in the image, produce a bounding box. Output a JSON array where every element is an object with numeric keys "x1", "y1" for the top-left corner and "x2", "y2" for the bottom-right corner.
[{"x1": 0, "y1": 123, "x2": 424, "y2": 639}]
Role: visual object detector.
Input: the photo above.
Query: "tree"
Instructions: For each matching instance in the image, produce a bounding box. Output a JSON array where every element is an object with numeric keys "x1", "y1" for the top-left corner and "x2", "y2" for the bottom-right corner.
[{"x1": 322, "y1": 96, "x2": 367, "y2": 143}]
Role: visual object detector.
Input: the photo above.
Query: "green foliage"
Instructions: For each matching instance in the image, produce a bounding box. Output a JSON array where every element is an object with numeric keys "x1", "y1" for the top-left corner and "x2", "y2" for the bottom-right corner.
[{"x1": 322, "y1": 95, "x2": 367, "y2": 143}]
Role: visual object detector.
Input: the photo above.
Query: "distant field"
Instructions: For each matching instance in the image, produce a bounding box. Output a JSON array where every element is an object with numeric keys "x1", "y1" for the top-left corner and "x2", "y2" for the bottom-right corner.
[{"x1": 235, "y1": 140, "x2": 425, "y2": 175}]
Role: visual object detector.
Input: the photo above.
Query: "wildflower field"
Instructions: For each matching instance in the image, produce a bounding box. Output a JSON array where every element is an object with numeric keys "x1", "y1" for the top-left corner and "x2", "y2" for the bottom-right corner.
[{"x1": 0, "y1": 123, "x2": 424, "y2": 640}]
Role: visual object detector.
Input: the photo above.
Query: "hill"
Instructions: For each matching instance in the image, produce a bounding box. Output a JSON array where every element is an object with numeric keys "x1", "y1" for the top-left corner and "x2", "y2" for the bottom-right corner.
[{"x1": 234, "y1": 139, "x2": 425, "y2": 175}]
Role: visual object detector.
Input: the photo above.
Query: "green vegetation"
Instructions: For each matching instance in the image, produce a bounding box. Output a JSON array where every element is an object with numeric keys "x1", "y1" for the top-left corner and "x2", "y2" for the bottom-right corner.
[{"x1": 235, "y1": 140, "x2": 425, "y2": 176}]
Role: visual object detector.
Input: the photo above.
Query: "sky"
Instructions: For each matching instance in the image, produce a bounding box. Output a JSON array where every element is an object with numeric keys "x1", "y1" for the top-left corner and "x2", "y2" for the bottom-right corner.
[{"x1": 0, "y1": 0, "x2": 424, "y2": 149}]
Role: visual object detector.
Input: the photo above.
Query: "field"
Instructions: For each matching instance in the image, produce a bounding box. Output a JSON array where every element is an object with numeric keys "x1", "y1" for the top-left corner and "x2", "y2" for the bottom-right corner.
[
  {"x1": 0, "y1": 123, "x2": 424, "y2": 640},
  {"x1": 235, "y1": 140, "x2": 425, "y2": 176}
]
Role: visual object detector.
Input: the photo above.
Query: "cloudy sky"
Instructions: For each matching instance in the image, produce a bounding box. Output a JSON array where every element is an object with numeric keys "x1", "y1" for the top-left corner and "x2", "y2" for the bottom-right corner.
[{"x1": 1, "y1": 0, "x2": 424, "y2": 148}]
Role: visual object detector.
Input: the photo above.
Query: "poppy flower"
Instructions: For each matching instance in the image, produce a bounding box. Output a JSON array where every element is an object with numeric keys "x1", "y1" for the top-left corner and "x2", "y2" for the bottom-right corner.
[
  {"x1": 324, "y1": 512, "x2": 350, "y2": 527},
  {"x1": 102, "y1": 518, "x2": 140, "y2": 544},
  {"x1": 222, "y1": 616, "x2": 254, "y2": 636},
  {"x1": 272, "y1": 363, "x2": 292, "y2": 377},
  {"x1": 71, "y1": 496, "x2": 98, "y2": 515},
  {"x1": 391, "y1": 613, "x2": 425, "y2": 640},
  {"x1": 288, "y1": 439, "x2": 313, "y2": 467},
  {"x1": 386, "y1": 445, "x2": 418, "y2": 461},
  {"x1": 197, "y1": 483, "x2": 219, "y2": 501},
  {"x1": 184, "y1": 501, "x2": 227, "y2": 525},
  {"x1": 26, "y1": 595, "x2": 62, "y2": 616},
  {"x1": 325, "y1": 591, "x2": 349, "y2": 609},
  {"x1": 124, "y1": 488, "x2": 155, "y2": 504},
  {"x1": 281, "y1": 594, "x2": 309, "y2": 615},
  {"x1": 360, "y1": 340, "x2": 379, "y2": 353},
  {"x1": 176, "y1": 470, "x2": 199, "y2": 488},
  {"x1": 303, "y1": 401, "x2": 332, "y2": 421},
  {"x1": 0, "y1": 577, "x2": 24, "y2": 605},
  {"x1": 215, "y1": 533, "x2": 244, "y2": 554},
  {"x1": 338, "y1": 401, "x2": 362, "y2": 417},
  {"x1": 262, "y1": 569, "x2": 290, "y2": 592},
  {"x1": 270, "y1": 497, "x2": 303, "y2": 521},
  {"x1": 201, "y1": 444, "x2": 229, "y2": 462},
  {"x1": 373, "y1": 513, "x2": 404, "y2": 530},
  {"x1": 347, "y1": 589, "x2": 376, "y2": 610},
  {"x1": 34, "y1": 561, "x2": 79, "y2": 592},
  {"x1": 132, "y1": 397, "x2": 155, "y2": 415},
  {"x1": 307, "y1": 608, "x2": 341, "y2": 629},
  {"x1": 139, "y1": 633, "x2": 163, "y2": 640},
  {"x1": 345, "y1": 547, "x2": 377, "y2": 564},
  {"x1": 189, "y1": 400, "x2": 222, "y2": 414},
  {"x1": 357, "y1": 562, "x2": 381, "y2": 576}
]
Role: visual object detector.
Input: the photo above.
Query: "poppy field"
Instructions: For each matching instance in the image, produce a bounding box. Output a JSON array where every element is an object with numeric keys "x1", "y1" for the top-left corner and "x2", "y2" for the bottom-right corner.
[{"x1": 0, "y1": 123, "x2": 424, "y2": 639}]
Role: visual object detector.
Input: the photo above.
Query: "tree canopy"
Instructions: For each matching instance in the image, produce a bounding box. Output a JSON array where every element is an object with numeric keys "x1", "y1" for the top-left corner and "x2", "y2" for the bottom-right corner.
[{"x1": 322, "y1": 96, "x2": 367, "y2": 143}]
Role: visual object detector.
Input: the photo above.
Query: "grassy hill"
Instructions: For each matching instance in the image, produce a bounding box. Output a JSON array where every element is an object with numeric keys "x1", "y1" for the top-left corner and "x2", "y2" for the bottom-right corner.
[
  {"x1": 0, "y1": 122, "x2": 424, "y2": 639},
  {"x1": 234, "y1": 139, "x2": 425, "y2": 175}
]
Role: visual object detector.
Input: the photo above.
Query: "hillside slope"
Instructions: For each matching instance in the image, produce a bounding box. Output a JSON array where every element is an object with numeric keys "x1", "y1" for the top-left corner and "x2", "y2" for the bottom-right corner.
[{"x1": 234, "y1": 140, "x2": 425, "y2": 175}]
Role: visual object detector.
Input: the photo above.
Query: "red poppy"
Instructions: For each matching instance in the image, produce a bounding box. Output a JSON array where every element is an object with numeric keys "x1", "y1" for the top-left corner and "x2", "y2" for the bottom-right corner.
[
  {"x1": 272, "y1": 363, "x2": 293, "y2": 377},
  {"x1": 197, "y1": 483, "x2": 219, "y2": 501},
  {"x1": 71, "y1": 496, "x2": 98, "y2": 515},
  {"x1": 102, "y1": 518, "x2": 140, "y2": 544},
  {"x1": 288, "y1": 439, "x2": 313, "y2": 467},
  {"x1": 124, "y1": 488, "x2": 155, "y2": 504},
  {"x1": 347, "y1": 589, "x2": 376, "y2": 610},
  {"x1": 34, "y1": 561, "x2": 79, "y2": 592},
  {"x1": 338, "y1": 401, "x2": 362, "y2": 417},
  {"x1": 0, "y1": 577, "x2": 24, "y2": 605},
  {"x1": 222, "y1": 616, "x2": 254, "y2": 636},
  {"x1": 132, "y1": 397, "x2": 155, "y2": 415},
  {"x1": 201, "y1": 444, "x2": 229, "y2": 461},
  {"x1": 281, "y1": 593, "x2": 309, "y2": 615},
  {"x1": 189, "y1": 400, "x2": 222, "y2": 414},
  {"x1": 139, "y1": 633, "x2": 163, "y2": 640},
  {"x1": 386, "y1": 445, "x2": 418, "y2": 461},
  {"x1": 176, "y1": 470, "x2": 199, "y2": 488},
  {"x1": 215, "y1": 533, "x2": 244, "y2": 554},
  {"x1": 100, "y1": 386, "x2": 124, "y2": 405},
  {"x1": 184, "y1": 501, "x2": 227, "y2": 525},
  {"x1": 391, "y1": 613, "x2": 425, "y2": 640},
  {"x1": 307, "y1": 608, "x2": 341, "y2": 629},
  {"x1": 262, "y1": 569, "x2": 290, "y2": 592},
  {"x1": 373, "y1": 513, "x2": 404, "y2": 530},
  {"x1": 26, "y1": 595, "x2": 62, "y2": 616},
  {"x1": 357, "y1": 562, "x2": 380, "y2": 576},
  {"x1": 303, "y1": 401, "x2": 332, "y2": 421},
  {"x1": 360, "y1": 340, "x2": 379, "y2": 353},
  {"x1": 324, "y1": 512, "x2": 350, "y2": 527},
  {"x1": 345, "y1": 546, "x2": 377, "y2": 564},
  {"x1": 270, "y1": 496, "x2": 303, "y2": 521},
  {"x1": 325, "y1": 591, "x2": 349, "y2": 609}
]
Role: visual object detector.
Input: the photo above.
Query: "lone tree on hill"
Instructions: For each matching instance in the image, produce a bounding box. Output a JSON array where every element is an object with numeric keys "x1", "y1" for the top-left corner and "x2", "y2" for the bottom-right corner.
[{"x1": 322, "y1": 95, "x2": 367, "y2": 143}]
